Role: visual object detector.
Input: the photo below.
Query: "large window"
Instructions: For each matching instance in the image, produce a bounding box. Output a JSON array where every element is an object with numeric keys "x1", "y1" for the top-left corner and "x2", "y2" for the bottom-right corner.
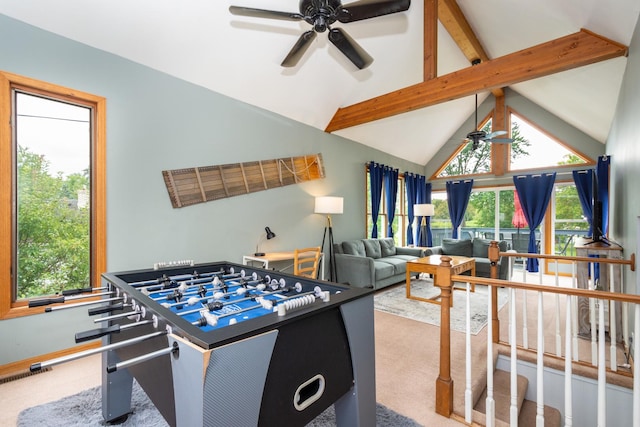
[
  {"x1": 0, "y1": 72, "x2": 106, "y2": 318},
  {"x1": 365, "y1": 169, "x2": 407, "y2": 246},
  {"x1": 434, "y1": 107, "x2": 591, "y2": 180}
]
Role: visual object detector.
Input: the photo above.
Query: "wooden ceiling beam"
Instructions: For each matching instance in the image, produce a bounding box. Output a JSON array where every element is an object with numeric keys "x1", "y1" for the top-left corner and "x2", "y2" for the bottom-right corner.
[
  {"x1": 423, "y1": 0, "x2": 438, "y2": 81},
  {"x1": 437, "y1": 0, "x2": 503, "y2": 98},
  {"x1": 325, "y1": 29, "x2": 627, "y2": 132}
]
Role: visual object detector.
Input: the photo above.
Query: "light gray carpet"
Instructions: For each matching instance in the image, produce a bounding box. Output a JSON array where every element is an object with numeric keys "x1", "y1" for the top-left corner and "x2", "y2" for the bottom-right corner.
[
  {"x1": 374, "y1": 280, "x2": 507, "y2": 335},
  {"x1": 18, "y1": 380, "x2": 421, "y2": 426}
]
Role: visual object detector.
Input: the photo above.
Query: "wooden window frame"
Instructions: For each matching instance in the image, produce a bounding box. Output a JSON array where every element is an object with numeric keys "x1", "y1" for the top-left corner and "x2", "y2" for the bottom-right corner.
[{"x1": 0, "y1": 71, "x2": 106, "y2": 319}]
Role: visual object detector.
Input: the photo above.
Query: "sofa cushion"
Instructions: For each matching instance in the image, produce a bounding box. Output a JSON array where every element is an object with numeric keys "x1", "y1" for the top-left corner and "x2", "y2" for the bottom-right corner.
[
  {"x1": 473, "y1": 239, "x2": 509, "y2": 257},
  {"x1": 473, "y1": 238, "x2": 491, "y2": 258},
  {"x1": 342, "y1": 240, "x2": 366, "y2": 257},
  {"x1": 442, "y1": 238, "x2": 473, "y2": 257},
  {"x1": 387, "y1": 254, "x2": 418, "y2": 263},
  {"x1": 377, "y1": 257, "x2": 407, "y2": 275},
  {"x1": 379, "y1": 238, "x2": 397, "y2": 257},
  {"x1": 363, "y1": 239, "x2": 382, "y2": 259},
  {"x1": 373, "y1": 260, "x2": 395, "y2": 280}
]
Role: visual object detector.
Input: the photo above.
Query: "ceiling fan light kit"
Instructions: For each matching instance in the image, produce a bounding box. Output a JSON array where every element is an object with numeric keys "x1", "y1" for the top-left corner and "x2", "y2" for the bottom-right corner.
[{"x1": 229, "y1": 0, "x2": 411, "y2": 69}]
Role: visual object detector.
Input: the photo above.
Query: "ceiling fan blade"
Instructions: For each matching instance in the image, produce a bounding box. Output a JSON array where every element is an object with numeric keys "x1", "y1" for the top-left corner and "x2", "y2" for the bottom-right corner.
[
  {"x1": 281, "y1": 31, "x2": 317, "y2": 67},
  {"x1": 328, "y1": 28, "x2": 373, "y2": 69},
  {"x1": 229, "y1": 6, "x2": 304, "y2": 21},
  {"x1": 338, "y1": 0, "x2": 411, "y2": 22},
  {"x1": 485, "y1": 130, "x2": 507, "y2": 139}
]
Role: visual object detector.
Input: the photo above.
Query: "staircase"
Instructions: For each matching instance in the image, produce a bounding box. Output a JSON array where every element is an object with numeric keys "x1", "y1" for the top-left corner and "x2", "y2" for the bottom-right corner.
[{"x1": 472, "y1": 369, "x2": 561, "y2": 427}]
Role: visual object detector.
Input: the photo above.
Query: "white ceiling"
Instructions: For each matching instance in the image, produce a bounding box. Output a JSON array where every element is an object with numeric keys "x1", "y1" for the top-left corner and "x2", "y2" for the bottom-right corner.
[{"x1": 1, "y1": 0, "x2": 638, "y2": 165}]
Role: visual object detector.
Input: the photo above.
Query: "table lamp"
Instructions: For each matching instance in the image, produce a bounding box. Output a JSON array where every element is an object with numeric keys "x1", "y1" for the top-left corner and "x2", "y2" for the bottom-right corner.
[
  {"x1": 414, "y1": 203, "x2": 434, "y2": 247},
  {"x1": 254, "y1": 226, "x2": 276, "y2": 256}
]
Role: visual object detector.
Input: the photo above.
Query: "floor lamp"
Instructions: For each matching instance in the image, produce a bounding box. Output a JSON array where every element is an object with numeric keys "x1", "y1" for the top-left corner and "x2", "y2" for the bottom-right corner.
[
  {"x1": 414, "y1": 203, "x2": 434, "y2": 247},
  {"x1": 315, "y1": 196, "x2": 343, "y2": 282}
]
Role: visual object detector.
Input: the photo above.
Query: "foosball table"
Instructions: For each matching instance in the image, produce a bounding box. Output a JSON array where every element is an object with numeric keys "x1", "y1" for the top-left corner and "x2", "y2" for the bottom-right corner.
[{"x1": 30, "y1": 261, "x2": 375, "y2": 427}]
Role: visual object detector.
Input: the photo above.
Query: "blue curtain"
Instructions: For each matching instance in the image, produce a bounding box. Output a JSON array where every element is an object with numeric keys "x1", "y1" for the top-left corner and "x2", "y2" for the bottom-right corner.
[
  {"x1": 369, "y1": 162, "x2": 384, "y2": 238},
  {"x1": 416, "y1": 175, "x2": 429, "y2": 246},
  {"x1": 597, "y1": 155, "x2": 610, "y2": 235},
  {"x1": 425, "y1": 182, "x2": 433, "y2": 246},
  {"x1": 573, "y1": 169, "x2": 594, "y2": 236},
  {"x1": 384, "y1": 167, "x2": 399, "y2": 237},
  {"x1": 404, "y1": 173, "x2": 419, "y2": 245},
  {"x1": 445, "y1": 180, "x2": 473, "y2": 239},
  {"x1": 513, "y1": 173, "x2": 556, "y2": 272}
]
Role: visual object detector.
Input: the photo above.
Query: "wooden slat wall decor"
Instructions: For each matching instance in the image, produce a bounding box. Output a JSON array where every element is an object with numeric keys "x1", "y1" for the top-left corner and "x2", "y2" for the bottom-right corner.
[{"x1": 162, "y1": 153, "x2": 325, "y2": 208}]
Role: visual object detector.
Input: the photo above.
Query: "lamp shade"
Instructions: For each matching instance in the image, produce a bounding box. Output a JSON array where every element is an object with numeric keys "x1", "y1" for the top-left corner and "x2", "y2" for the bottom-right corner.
[
  {"x1": 414, "y1": 203, "x2": 434, "y2": 217},
  {"x1": 265, "y1": 226, "x2": 276, "y2": 239},
  {"x1": 315, "y1": 196, "x2": 343, "y2": 215}
]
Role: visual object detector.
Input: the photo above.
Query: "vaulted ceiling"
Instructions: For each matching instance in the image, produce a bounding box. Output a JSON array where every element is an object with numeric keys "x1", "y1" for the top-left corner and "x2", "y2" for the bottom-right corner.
[{"x1": 1, "y1": 0, "x2": 638, "y2": 165}]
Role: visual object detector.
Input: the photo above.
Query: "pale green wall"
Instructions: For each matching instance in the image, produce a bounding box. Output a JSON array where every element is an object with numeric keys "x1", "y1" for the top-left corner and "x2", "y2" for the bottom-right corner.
[{"x1": 0, "y1": 14, "x2": 423, "y2": 365}]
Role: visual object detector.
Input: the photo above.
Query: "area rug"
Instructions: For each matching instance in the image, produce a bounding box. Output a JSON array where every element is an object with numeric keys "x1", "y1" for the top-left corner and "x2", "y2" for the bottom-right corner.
[
  {"x1": 17, "y1": 380, "x2": 421, "y2": 427},
  {"x1": 374, "y1": 279, "x2": 507, "y2": 335}
]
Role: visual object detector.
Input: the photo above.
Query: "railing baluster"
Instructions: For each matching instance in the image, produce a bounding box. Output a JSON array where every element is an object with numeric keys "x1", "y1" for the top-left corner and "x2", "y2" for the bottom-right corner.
[
  {"x1": 623, "y1": 301, "x2": 630, "y2": 353},
  {"x1": 523, "y1": 288, "x2": 529, "y2": 350},
  {"x1": 572, "y1": 261, "x2": 580, "y2": 361},
  {"x1": 590, "y1": 263, "x2": 598, "y2": 365},
  {"x1": 536, "y1": 291, "x2": 545, "y2": 427},
  {"x1": 609, "y1": 263, "x2": 617, "y2": 371},
  {"x1": 486, "y1": 280, "x2": 495, "y2": 427},
  {"x1": 565, "y1": 294, "x2": 574, "y2": 427},
  {"x1": 465, "y1": 281, "x2": 472, "y2": 423},
  {"x1": 554, "y1": 259, "x2": 562, "y2": 357},
  {"x1": 510, "y1": 287, "x2": 518, "y2": 426},
  {"x1": 633, "y1": 304, "x2": 639, "y2": 427},
  {"x1": 598, "y1": 298, "x2": 607, "y2": 427}
]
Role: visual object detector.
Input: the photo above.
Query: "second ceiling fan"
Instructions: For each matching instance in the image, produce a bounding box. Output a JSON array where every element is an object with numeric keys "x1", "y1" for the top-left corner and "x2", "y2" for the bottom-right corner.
[
  {"x1": 465, "y1": 92, "x2": 515, "y2": 151},
  {"x1": 229, "y1": 0, "x2": 411, "y2": 69}
]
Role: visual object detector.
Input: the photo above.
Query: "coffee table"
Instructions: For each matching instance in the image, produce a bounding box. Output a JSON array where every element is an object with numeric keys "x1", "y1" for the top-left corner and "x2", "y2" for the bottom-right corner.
[{"x1": 405, "y1": 255, "x2": 476, "y2": 305}]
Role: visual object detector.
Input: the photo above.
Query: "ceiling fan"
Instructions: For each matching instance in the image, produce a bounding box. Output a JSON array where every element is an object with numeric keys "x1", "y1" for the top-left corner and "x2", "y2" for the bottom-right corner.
[
  {"x1": 465, "y1": 92, "x2": 515, "y2": 151},
  {"x1": 229, "y1": 0, "x2": 411, "y2": 69},
  {"x1": 464, "y1": 59, "x2": 515, "y2": 150}
]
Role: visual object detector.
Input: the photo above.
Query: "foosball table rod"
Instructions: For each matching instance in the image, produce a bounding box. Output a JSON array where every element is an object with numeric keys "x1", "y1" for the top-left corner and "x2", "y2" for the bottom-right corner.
[{"x1": 30, "y1": 330, "x2": 167, "y2": 372}]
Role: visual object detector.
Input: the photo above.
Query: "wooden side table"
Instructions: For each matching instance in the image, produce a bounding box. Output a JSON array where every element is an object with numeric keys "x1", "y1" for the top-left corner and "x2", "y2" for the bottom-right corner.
[{"x1": 405, "y1": 255, "x2": 476, "y2": 306}]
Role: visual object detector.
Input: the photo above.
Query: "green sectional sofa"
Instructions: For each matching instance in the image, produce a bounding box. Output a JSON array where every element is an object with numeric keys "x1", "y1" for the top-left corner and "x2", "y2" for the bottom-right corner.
[
  {"x1": 428, "y1": 238, "x2": 509, "y2": 280},
  {"x1": 333, "y1": 238, "x2": 425, "y2": 289}
]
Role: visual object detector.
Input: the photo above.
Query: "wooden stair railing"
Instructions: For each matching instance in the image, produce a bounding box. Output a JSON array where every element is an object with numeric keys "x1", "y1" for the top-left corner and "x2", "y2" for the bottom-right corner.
[{"x1": 433, "y1": 242, "x2": 639, "y2": 426}]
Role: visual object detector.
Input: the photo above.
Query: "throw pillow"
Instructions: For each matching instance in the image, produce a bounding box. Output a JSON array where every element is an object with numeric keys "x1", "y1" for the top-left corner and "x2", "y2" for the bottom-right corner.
[
  {"x1": 473, "y1": 239, "x2": 491, "y2": 258},
  {"x1": 342, "y1": 240, "x2": 366, "y2": 257},
  {"x1": 379, "y1": 238, "x2": 397, "y2": 257},
  {"x1": 441, "y1": 238, "x2": 473, "y2": 257},
  {"x1": 363, "y1": 239, "x2": 382, "y2": 259}
]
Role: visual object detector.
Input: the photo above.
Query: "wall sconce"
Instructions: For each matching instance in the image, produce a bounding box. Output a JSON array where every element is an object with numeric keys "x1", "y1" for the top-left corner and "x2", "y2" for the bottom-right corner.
[{"x1": 254, "y1": 226, "x2": 276, "y2": 256}]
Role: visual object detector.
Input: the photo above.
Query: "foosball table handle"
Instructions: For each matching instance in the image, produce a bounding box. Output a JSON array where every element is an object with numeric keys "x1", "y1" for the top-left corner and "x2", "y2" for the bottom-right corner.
[
  {"x1": 88, "y1": 303, "x2": 125, "y2": 316},
  {"x1": 75, "y1": 325, "x2": 121, "y2": 343}
]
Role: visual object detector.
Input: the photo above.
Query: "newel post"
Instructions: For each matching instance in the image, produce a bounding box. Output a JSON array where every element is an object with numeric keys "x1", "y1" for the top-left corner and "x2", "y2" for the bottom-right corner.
[
  {"x1": 488, "y1": 241, "x2": 500, "y2": 343},
  {"x1": 434, "y1": 256, "x2": 454, "y2": 417}
]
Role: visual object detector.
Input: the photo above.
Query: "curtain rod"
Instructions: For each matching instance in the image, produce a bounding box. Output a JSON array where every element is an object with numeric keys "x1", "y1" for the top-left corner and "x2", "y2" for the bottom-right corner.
[{"x1": 468, "y1": 169, "x2": 585, "y2": 183}]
